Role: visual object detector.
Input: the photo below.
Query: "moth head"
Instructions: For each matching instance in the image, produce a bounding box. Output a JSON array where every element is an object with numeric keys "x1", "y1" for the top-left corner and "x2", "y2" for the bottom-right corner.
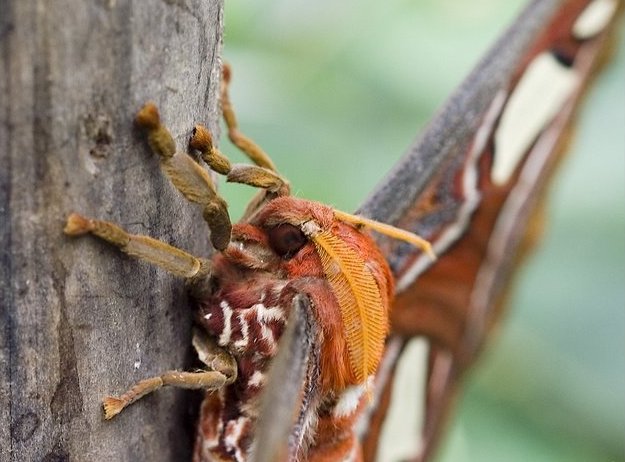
[
  {"x1": 212, "y1": 189, "x2": 434, "y2": 392},
  {"x1": 241, "y1": 197, "x2": 396, "y2": 390},
  {"x1": 224, "y1": 195, "x2": 434, "y2": 391},
  {"x1": 188, "y1": 98, "x2": 434, "y2": 389}
]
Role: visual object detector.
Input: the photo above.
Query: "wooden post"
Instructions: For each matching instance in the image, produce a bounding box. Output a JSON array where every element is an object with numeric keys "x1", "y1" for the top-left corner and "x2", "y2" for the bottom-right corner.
[{"x1": 0, "y1": 1, "x2": 223, "y2": 459}]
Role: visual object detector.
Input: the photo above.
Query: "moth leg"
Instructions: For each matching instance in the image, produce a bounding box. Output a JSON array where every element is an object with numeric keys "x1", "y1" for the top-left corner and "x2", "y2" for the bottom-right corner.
[
  {"x1": 191, "y1": 327, "x2": 238, "y2": 380},
  {"x1": 190, "y1": 123, "x2": 289, "y2": 196},
  {"x1": 64, "y1": 213, "x2": 211, "y2": 279},
  {"x1": 103, "y1": 370, "x2": 225, "y2": 419},
  {"x1": 188, "y1": 63, "x2": 290, "y2": 199},
  {"x1": 220, "y1": 62, "x2": 277, "y2": 172},
  {"x1": 103, "y1": 329, "x2": 237, "y2": 420},
  {"x1": 135, "y1": 103, "x2": 231, "y2": 250}
]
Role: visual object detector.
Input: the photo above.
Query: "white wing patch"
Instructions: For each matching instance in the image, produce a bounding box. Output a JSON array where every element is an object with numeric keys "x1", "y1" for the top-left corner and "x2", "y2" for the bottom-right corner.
[
  {"x1": 492, "y1": 52, "x2": 578, "y2": 185},
  {"x1": 573, "y1": 0, "x2": 618, "y2": 39},
  {"x1": 376, "y1": 338, "x2": 429, "y2": 461}
]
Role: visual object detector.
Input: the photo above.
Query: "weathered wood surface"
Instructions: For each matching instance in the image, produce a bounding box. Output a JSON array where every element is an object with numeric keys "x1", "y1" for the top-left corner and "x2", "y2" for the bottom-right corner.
[{"x1": 0, "y1": 1, "x2": 223, "y2": 460}]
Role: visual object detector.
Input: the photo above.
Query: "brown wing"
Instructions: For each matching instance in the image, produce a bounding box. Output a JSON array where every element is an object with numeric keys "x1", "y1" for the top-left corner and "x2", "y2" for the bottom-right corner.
[{"x1": 356, "y1": 0, "x2": 623, "y2": 460}]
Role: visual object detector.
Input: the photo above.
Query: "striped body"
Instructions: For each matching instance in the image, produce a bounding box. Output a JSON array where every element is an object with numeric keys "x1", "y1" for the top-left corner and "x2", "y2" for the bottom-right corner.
[{"x1": 191, "y1": 197, "x2": 393, "y2": 461}]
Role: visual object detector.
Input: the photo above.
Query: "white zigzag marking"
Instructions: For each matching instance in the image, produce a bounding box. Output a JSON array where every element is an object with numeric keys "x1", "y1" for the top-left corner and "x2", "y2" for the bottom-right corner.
[
  {"x1": 224, "y1": 417, "x2": 248, "y2": 461},
  {"x1": 218, "y1": 301, "x2": 233, "y2": 346},
  {"x1": 253, "y1": 303, "x2": 285, "y2": 322},
  {"x1": 233, "y1": 312, "x2": 249, "y2": 350},
  {"x1": 248, "y1": 370, "x2": 264, "y2": 387}
]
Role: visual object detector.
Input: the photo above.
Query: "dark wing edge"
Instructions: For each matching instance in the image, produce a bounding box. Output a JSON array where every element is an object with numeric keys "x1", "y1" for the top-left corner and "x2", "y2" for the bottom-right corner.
[{"x1": 250, "y1": 295, "x2": 321, "y2": 462}]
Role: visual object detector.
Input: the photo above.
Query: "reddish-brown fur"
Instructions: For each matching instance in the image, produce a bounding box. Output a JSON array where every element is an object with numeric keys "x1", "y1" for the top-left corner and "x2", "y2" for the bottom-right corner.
[{"x1": 192, "y1": 197, "x2": 394, "y2": 461}]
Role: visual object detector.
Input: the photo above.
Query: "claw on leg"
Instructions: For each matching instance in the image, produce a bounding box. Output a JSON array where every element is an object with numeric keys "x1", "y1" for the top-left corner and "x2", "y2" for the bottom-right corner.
[{"x1": 190, "y1": 124, "x2": 289, "y2": 196}]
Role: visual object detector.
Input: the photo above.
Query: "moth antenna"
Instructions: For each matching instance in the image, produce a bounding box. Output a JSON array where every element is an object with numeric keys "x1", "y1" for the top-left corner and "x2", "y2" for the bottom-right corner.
[{"x1": 333, "y1": 209, "x2": 436, "y2": 260}]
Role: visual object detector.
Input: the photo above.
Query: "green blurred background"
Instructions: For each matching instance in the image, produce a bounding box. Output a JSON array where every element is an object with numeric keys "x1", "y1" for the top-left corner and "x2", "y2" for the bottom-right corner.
[{"x1": 220, "y1": 1, "x2": 625, "y2": 460}]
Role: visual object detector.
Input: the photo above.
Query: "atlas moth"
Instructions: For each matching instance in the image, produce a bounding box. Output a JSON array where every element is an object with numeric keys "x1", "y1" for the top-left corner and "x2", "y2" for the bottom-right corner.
[
  {"x1": 62, "y1": 0, "x2": 621, "y2": 459},
  {"x1": 64, "y1": 62, "x2": 434, "y2": 461}
]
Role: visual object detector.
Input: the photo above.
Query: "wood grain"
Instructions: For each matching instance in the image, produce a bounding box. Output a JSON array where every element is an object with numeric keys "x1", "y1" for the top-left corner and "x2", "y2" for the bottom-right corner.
[{"x1": 0, "y1": 1, "x2": 223, "y2": 459}]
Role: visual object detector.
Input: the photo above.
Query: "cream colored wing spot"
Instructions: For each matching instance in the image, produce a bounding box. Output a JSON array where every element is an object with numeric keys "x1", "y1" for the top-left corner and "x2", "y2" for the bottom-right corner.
[
  {"x1": 573, "y1": 0, "x2": 618, "y2": 39},
  {"x1": 492, "y1": 52, "x2": 579, "y2": 186},
  {"x1": 376, "y1": 338, "x2": 429, "y2": 461}
]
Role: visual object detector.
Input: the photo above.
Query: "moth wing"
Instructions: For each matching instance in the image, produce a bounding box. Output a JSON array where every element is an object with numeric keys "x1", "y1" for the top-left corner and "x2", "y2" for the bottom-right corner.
[
  {"x1": 250, "y1": 294, "x2": 321, "y2": 462},
  {"x1": 356, "y1": 1, "x2": 622, "y2": 460}
]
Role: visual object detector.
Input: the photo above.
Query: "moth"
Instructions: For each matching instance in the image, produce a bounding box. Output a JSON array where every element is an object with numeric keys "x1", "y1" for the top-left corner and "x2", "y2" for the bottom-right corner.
[
  {"x1": 65, "y1": 61, "x2": 435, "y2": 459},
  {"x1": 63, "y1": 0, "x2": 621, "y2": 460}
]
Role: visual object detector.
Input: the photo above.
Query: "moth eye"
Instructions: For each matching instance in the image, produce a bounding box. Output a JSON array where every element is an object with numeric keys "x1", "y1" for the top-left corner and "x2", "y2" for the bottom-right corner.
[{"x1": 267, "y1": 223, "x2": 308, "y2": 258}]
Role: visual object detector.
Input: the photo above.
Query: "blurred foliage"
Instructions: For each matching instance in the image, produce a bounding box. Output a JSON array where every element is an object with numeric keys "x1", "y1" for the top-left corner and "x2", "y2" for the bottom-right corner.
[{"x1": 221, "y1": 1, "x2": 625, "y2": 460}]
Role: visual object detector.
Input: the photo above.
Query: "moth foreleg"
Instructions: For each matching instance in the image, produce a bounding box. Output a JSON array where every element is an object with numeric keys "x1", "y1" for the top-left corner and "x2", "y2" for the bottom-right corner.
[
  {"x1": 64, "y1": 213, "x2": 210, "y2": 279},
  {"x1": 190, "y1": 124, "x2": 289, "y2": 196},
  {"x1": 135, "y1": 102, "x2": 232, "y2": 250},
  {"x1": 191, "y1": 328, "x2": 238, "y2": 381},
  {"x1": 189, "y1": 63, "x2": 290, "y2": 197},
  {"x1": 220, "y1": 62, "x2": 278, "y2": 172}
]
